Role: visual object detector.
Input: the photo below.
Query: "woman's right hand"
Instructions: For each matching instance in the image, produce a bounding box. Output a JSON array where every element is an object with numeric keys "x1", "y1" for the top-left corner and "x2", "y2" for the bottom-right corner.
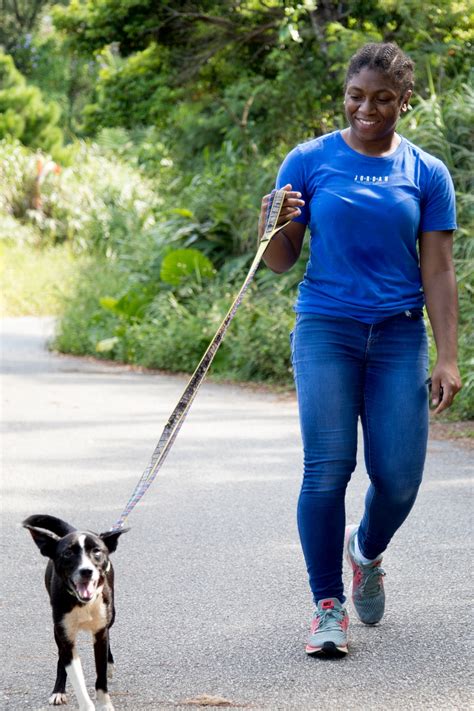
[{"x1": 258, "y1": 183, "x2": 305, "y2": 240}]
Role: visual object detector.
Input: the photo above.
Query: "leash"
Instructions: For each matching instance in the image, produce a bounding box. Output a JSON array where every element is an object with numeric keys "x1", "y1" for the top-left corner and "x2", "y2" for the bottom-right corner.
[{"x1": 111, "y1": 189, "x2": 289, "y2": 531}]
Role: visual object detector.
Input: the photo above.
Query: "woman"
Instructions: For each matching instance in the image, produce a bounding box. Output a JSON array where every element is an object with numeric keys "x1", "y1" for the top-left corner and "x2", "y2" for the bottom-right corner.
[{"x1": 259, "y1": 42, "x2": 461, "y2": 657}]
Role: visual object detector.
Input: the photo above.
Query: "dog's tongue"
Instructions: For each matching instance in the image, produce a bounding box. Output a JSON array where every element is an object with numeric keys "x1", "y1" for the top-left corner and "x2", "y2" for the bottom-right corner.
[{"x1": 77, "y1": 582, "x2": 95, "y2": 600}]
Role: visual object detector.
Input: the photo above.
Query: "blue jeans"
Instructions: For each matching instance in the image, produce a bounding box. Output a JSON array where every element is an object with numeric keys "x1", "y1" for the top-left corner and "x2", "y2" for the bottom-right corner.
[{"x1": 290, "y1": 311, "x2": 429, "y2": 604}]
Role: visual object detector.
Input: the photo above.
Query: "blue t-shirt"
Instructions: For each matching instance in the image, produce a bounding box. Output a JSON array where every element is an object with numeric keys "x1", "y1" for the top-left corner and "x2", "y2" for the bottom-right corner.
[{"x1": 276, "y1": 130, "x2": 457, "y2": 323}]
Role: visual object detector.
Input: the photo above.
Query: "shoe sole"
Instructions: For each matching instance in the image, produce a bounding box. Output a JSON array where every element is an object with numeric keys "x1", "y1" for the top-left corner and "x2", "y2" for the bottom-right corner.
[{"x1": 305, "y1": 641, "x2": 348, "y2": 658}]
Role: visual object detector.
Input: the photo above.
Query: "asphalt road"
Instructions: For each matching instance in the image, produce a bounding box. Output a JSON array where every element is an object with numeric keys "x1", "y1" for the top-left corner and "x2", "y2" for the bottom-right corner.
[{"x1": 1, "y1": 317, "x2": 472, "y2": 711}]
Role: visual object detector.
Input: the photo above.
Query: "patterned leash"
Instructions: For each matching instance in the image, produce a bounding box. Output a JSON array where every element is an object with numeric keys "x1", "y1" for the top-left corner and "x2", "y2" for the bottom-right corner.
[{"x1": 111, "y1": 189, "x2": 289, "y2": 531}]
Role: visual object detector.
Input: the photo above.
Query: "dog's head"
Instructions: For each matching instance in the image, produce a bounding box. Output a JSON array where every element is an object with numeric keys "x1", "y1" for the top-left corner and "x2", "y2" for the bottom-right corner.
[{"x1": 23, "y1": 517, "x2": 129, "y2": 604}]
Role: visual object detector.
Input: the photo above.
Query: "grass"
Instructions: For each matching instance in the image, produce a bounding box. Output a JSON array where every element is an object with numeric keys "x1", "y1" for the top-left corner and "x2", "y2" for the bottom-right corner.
[{"x1": 0, "y1": 240, "x2": 81, "y2": 316}]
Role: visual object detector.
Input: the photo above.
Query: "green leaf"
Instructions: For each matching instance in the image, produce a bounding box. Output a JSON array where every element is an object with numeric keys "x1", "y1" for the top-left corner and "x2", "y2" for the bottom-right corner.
[
  {"x1": 160, "y1": 248, "x2": 215, "y2": 287},
  {"x1": 96, "y1": 336, "x2": 119, "y2": 353},
  {"x1": 170, "y1": 208, "x2": 194, "y2": 218},
  {"x1": 99, "y1": 288, "x2": 154, "y2": 320},
  {"x1": 99, "y1": 296, "x2": 119, "y2": 312}
]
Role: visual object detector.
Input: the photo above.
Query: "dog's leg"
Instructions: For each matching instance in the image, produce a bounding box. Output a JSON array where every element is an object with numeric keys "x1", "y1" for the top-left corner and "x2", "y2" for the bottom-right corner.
[
  {"x1": 48, "y1": 655, "x2": 68, "y2": 705},
  {"x1": 107, "y1": 645, "x2": 115, "y2": 680},
  {"x1": 107, "y1": 606, "x2": 115, "y2": 679},
  {"x1": 94, "y1": 628, "x2": 114, "y2": 711},
  {"x1": 54, "y1": 625, "x2": 95, "y2": 711},
  {"x1": 66, "y1": 656, "x2": 95, "y2": 711}
]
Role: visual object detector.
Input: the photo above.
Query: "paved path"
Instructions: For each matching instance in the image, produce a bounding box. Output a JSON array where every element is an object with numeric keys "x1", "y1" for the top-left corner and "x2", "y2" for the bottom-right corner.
[{"x1": 1, "y1": 317, "x2": 472, "y2": 710}]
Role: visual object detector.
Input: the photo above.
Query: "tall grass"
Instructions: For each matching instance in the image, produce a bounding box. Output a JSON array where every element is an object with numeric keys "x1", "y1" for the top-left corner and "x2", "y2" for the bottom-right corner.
[{"x1": 0, "y1": 239, "x2": 80, "y2": 316}]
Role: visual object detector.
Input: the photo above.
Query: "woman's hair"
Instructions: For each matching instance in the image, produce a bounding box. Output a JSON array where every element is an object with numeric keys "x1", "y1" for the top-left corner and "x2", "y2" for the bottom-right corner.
[{"x1": 345, "y1": 43, "x2": 415, "y2": 97}]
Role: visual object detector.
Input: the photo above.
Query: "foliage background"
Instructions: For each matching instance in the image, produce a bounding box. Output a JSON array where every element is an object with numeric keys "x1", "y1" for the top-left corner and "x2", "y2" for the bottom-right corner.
[{"x1": 1, "y1": 0, "x2": 473, "y2": 417}]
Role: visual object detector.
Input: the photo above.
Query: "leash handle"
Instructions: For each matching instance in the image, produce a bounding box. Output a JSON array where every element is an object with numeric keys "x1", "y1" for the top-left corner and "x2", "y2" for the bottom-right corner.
[{"x1": 112, "y1": 189, "x2": 289, "y2": 530}]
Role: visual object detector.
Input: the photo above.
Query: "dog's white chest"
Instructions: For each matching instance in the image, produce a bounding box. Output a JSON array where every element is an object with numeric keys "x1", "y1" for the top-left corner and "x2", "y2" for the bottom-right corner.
[{"x1": 63, "y1": 593, "x2": 107, "y2": 637}]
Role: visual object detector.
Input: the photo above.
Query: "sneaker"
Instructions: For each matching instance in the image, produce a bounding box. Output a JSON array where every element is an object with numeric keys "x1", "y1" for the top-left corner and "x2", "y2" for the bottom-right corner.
[
  {"x1": 344, "y1": 525, "x2": 386, "y2": 625},
  {"x1": 305, "y1": 598, "x2": 349, "y2": 657}
]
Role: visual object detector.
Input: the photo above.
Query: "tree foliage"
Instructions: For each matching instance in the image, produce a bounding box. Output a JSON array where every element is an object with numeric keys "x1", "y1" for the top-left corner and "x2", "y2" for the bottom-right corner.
[
  {"x1": 50, "y1": 0, "x2": 473, "y2": 158},
  {"x1": 0, "y1": 51, "x2": 63, "y2": 152},
  {"x1": 0, "y1": 0, "x2": 50, "y2": 54},
  {"x1": 82, "y1": 43, "x2": 176, "y2": 132}
]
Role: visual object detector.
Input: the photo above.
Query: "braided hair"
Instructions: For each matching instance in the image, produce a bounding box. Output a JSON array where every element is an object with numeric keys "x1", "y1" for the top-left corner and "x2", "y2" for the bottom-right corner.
[{"x1": 345, "y1": 43, "x2": 415, "y2": 98}]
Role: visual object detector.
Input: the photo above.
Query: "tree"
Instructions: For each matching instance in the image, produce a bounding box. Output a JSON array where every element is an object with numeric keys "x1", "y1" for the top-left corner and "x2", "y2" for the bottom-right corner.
[
  {"x1": 0, "y1": 0, "x2": 52, "y2": 70},
  {"x1": 0, "y1": 0, "x2": 49, "y2": 46},
  {"x1": 0, "y1": 51, "x2": 63, "y2": 152},
  {"x1": 51, "y1": 0, "x2": 472, "y2": 157}
]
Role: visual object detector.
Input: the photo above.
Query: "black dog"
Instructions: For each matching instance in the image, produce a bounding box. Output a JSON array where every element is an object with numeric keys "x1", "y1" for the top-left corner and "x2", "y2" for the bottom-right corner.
[{"x1": 23, "y1": 515, "x2": 128, "y2": 710}]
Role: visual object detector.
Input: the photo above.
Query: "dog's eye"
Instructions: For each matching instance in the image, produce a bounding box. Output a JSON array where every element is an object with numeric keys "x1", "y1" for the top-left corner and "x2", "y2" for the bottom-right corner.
[
  {"x1": 92, "y1": 548, "x2": 103, "y2": 559},
  {"x1": 62, "y1": 549, "x2": 74, "y2": 558}
]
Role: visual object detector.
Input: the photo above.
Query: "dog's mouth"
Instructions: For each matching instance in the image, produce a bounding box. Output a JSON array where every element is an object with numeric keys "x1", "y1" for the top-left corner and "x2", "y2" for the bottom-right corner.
[{"x1": 72, "y1": 580, "x2": 98, "y2": 602}]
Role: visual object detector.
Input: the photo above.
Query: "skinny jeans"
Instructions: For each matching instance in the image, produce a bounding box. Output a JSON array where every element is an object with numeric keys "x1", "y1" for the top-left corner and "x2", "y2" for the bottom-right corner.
[{"x1": 290, "y1": 311, "x2": 429, "y2": 604}]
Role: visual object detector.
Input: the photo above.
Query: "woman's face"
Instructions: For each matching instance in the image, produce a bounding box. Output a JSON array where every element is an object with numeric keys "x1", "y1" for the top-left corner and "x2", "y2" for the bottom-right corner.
[{"x1": 344, "y1": 67, "x2": 411, "y2": 144}]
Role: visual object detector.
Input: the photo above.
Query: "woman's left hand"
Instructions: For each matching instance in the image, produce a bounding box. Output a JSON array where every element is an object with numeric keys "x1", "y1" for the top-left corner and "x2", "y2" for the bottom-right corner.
[{"x1": 430, "y1": 360, "x2": 462, "y2": 414}]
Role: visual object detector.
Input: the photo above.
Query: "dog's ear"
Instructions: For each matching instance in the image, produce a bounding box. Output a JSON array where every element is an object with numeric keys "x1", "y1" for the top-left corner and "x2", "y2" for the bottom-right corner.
[
  {"x1": 99, "y1": 527, "x2": 130, "y2": 554},
  {"x1": 22, "y1": 514, "x2": 75, "y2": 537},
  {"x1": 23, "y1": 524, "x2": 60, "y2": 558}
]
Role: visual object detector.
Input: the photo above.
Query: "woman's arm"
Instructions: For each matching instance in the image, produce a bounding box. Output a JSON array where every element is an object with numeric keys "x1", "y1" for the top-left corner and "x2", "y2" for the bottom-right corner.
[
  {"x1": 419, "y1": 230, "x2": 462, "y2": 414},
  {"x1": 258, "y1": 183, "x2": 306, "y2": 273}
]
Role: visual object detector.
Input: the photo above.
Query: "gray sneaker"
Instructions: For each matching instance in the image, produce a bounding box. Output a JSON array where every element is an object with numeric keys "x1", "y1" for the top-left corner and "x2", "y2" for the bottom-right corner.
[
  {"x1": 344, "y1": 525, "x2": 386, "y2": 625},
  {"x1": 305, "y1": 598, "x2": 349, "y2": 657}
]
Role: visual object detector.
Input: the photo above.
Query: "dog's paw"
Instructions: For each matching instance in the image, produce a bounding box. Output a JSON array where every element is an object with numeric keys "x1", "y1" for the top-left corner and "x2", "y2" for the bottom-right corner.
[
  {"x1": 48, "y1": 693, "x2": 68, "y2": 705},
  {"x1": 107, "y1": 662, "x2": 115, "y2": 680},
  {"x1": 95, "y1": 690, "x2": 114, "y2": 711}
]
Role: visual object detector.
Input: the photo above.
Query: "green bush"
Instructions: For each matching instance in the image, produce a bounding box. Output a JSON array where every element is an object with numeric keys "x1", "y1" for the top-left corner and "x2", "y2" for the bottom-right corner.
[
  {"x1": 0, "y1": 140, "x2": 36, "y2": 218},
  {"x1": 52, "y1": 262, "x2": 295, "y2": 385},
  {"x1": 0, "y1": 139, "x2": 159, "y2": 253},
  {"x1": 38, "y1": 142, "x2": 159, "y2": 253},
  {"x1": 0, "y1": 52, "x2": 63, "y2": 154},
  {"x1": 82, "y1": 44, "x2": 176, "y2": 133},
  {"x1": 53, "y1": 259, "x2": 131, "y2": 355}
]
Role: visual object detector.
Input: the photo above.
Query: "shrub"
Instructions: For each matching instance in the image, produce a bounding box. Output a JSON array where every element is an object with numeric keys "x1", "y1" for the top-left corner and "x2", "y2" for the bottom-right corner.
[
  {"x1": 53, "y1": 259, "x2": 130, "y2": 355},
  {"x1": 52, "y1": 257, "x2": 295, "y2": 385},
  {"x1": 0, "y1": 139, "x2": 38, "y2": 218},
  {"x1": 0, "y1": 52, "x2": 63, "y2": 154},
  {"x1": 0, "y1": 139, "x2": 159, "y2": 254},
  {"x1": 82, "y1": 44, "x2": 176, "y2": 133}
]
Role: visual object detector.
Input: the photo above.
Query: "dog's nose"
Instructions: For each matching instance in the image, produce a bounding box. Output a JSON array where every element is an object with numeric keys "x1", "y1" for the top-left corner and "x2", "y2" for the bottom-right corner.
[{"x1": 79, "y1": 568, "x2": 93, "y2": 579}]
